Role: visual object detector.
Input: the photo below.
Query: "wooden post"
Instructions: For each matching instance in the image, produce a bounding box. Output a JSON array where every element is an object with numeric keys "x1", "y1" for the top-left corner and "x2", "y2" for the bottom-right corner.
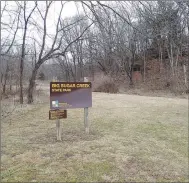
[
  {"x1": 59, "y1": 121, "x2": 62, "y2": 141},
  {"x1": 84, "y1": 77, "x2": 89, "y2": 134},
  {"x1": 56, "y1": 119, "x2": 61, "y2": 141},
  {"x1": 84, "y1": 107, "x2": 89, "y2": 134},
  {"x1": 52, "y1": 78, "x2": 62, "y2": 141}
]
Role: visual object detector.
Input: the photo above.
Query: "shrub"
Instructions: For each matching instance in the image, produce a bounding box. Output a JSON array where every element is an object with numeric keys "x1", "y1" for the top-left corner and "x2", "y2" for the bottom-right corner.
[
  {"x1": 38, "y1": 72, "x2": 45, "y2": 80},
  {"x1": 93, "y1": 81, "x2": 119, "y2": 93}
]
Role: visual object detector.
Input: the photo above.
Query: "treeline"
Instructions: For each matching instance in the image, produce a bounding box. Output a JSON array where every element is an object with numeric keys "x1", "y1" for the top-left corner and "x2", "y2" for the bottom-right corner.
[{"x1": 1, "y1": 1, "x2": 189, "y2": 103}]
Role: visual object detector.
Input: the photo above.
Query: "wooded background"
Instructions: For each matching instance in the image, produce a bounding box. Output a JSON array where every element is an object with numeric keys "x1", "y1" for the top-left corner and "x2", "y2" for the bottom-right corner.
[{"x1": 1, "y1": 1, "x2": 189, "y2": 104}]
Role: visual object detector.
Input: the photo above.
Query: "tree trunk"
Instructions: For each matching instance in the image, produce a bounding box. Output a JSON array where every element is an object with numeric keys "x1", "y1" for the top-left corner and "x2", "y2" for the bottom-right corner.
[
  {"x1": 90, "y1": 61, "x2": 95, "y2": 81},
  {"x1": 3, "y1": 83, "x2": 6, "y2": 94},
  {"x1": 16, "y1": 78, "x2": 18, "y2": 93},
  {"x1": 69, "y1": 51, "x2": 77, "y2": 81},
  {"x1": 159, "y1": 44, "x2": 163, "y2": 74},
  {"x1": 3, "y1": 77, "x2": 7, "y2": 94},
  {"x1": 129, "y1": 63, "x2": 133, "y2": 86},
  {"x1": 183, "y1": 64, "x2": 187, "y2": 87},
  {"x1": 1, "y1": 73, "x2": 3, "y2": 84},
  {"x1": 20, "y1": 25, "x2": 27, "y2": 104},
  {"x1": 3, "y1": 64, "x2": 9, "y2": 94},
  {"x1": 167, "y1": 45, "x2": 174, "y2": 78},
  {"x1": 27, "y1": 67, "x2": 38, "y2": 104},
  {"x1": 9, "y1": 72, "x2": 12, "y2": 91},
  {"x1": 143, "y1": 50, "x2": 146, "y2": 82},
  {"x1": 129, "y1": 68, "x2": 133, "y2": 86},
  {"x1": 19, "y1": 63, "x2": 24, "y2": 104},
  {"x1": 170, "y1": 43, "x2": 175, "y2": 77},
  {"x1": 129, "y1": 76, "x2": 133, "y2": 86}
]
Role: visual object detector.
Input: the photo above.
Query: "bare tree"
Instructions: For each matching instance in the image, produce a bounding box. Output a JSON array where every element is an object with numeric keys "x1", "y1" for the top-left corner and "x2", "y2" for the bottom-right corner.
[
  {"x1": 1, "y1": 2, "x2": 21, "y2": 96},
  {"x1": 2, "y1": 1, "x2": 188, "y2": 98},
  {"x1": 17, "y1": 1, "x2": 38, "y2": 104},
  {"x1": 27, "y1": 2, "x2": 93, "y2": 103}
]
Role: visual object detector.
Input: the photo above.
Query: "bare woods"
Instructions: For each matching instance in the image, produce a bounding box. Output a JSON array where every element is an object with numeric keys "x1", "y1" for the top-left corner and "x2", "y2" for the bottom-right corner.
[{"x1": 1, "y1": 1, "x2": 189, "y2": 104}]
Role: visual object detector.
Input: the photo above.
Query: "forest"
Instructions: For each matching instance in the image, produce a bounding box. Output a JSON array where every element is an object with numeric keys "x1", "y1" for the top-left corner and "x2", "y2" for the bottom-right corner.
[{"x1": 1, "y1": 1, "x2": 189, "y2": 104}]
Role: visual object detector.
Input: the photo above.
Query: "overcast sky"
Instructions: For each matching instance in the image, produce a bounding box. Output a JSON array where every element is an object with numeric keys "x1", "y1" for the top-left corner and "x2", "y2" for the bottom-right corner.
[
  {"x1": 1, "y1": 1, "x2": 131, "y2": 55},
  {"x1": 1, "y1": 1, "x2": 83, "y2": 47}
]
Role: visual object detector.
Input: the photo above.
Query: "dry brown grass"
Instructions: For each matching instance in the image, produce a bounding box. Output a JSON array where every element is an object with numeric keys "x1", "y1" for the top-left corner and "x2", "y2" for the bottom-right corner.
[{"x1": 1, "y1": 85, "x2": 188, "y2": 182}]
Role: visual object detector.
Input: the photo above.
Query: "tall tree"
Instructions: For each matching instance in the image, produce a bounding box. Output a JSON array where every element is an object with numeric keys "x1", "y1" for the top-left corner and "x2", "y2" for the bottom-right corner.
[
  {"x1": 27, "y1": 2, "x2": 93, "y2": 103},
  {"x1": 18, "y1": 1, "x2": 37, "y2": 104}
]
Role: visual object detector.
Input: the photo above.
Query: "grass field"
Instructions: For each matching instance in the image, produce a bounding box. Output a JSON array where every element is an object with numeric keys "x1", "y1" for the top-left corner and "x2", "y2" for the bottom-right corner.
[{"x1": 1, "y1": 90, "x2": 188, "y2": 182}]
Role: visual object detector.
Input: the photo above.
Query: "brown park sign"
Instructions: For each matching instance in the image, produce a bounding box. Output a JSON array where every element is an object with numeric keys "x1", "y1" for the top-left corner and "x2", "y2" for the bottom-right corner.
[
  {"x1": 50, "y1": 82, "x2": 92, "y2": 110},
  {"x1": 49, "y1": 109, "x2": 67, "y2": 120}
]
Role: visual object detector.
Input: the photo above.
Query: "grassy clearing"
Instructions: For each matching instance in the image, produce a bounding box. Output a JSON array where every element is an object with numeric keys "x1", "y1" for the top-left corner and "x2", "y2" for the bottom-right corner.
[{"x1": 1, "y1": 92, "x2": 188, "y2": 182}]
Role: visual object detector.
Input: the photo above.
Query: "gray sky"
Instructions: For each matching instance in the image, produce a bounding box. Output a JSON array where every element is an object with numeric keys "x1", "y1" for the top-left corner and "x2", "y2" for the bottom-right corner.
[
  {"x1": 1, "y1": 1, "x2": 133, "y2": 55},
  {"x1": 1, "y1": 1, "x2": 82, "y2": 47}
]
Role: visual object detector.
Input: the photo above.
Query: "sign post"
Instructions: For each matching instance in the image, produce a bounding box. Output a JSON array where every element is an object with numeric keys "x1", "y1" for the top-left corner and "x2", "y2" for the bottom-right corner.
[
  {"x1": 84, "y1": 77, "x2": 89, "y2": 134},
  {"x1": 56, "y1": 119, "x2": 61, "y2": 141},
  {"x1": 84, "y1": 107, "x2": 89, "y2": 134},
  {"x1": 49, "y1": 109, "x2": 67, "y2": 141},
  {"x1": 50, "y1": 80, "x2": 92, "y2": 137}
]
